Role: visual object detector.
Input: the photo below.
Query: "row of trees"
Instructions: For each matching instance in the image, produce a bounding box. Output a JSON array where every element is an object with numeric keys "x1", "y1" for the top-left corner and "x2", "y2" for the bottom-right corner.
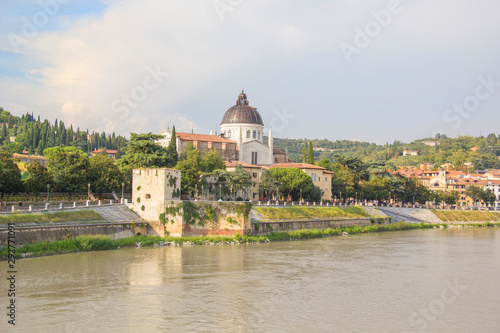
[
  {"x1": 313, "y1": 155, "x2": 463, "y2": 206},
  {"x1": 464, "y1": 186, "x2": 497, "y2": 207},
  {"x1": 0, "y1": 110, "x2": 127, "y2": 156},
  {"x1": 0, "y1": 147, "x2": 126, "y2": 201}
]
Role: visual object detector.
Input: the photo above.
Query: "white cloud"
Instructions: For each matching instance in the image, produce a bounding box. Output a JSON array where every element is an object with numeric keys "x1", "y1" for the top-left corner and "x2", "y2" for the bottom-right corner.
[{"x1": 1, "y1": 0, "x2": 500, "y2": 143}]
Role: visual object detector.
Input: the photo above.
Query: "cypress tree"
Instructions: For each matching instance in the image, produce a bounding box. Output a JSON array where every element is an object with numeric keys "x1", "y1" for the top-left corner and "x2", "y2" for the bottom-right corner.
[
  {"x1": 166, "y1": 125, "x2": 178, "y2": 167},
  {"x1": 307, "y1": 141, "x2": 315, "y2": 165}
]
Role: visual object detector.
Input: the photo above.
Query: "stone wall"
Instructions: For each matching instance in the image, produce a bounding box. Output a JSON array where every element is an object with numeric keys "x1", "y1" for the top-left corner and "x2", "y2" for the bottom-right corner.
[
  {"x1": 251, "y1": 217, "x2": 391, "y2": 235},
  {"x1": 156, "y1": 201, "x2": 252, "y2": 237},
  {"x1": 0, "y1": 223, "x2": 144, "y2": 245}
]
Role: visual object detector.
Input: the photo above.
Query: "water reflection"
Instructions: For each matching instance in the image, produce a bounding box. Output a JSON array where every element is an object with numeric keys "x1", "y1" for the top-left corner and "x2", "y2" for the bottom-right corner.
[{"x1": 6, "y1": 228, "x2": 500, "y2": 332}]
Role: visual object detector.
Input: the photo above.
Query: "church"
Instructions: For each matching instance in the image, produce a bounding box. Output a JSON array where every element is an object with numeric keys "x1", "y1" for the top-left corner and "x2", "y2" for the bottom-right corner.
[
  {"x1": 158, "y1": 90, "x2": 289, "y2": 165},
  {"x1": 158, "y1": 90, "x2": 332, "y2": 201}
]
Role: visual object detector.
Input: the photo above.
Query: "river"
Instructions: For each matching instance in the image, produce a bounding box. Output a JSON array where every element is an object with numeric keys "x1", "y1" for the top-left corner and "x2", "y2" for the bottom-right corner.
[{"x1": 3, "y1": 228, "x2": 500, "y2": 332}]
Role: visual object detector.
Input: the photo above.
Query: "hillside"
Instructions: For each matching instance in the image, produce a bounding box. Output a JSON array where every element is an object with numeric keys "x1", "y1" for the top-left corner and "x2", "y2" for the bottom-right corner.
[
  {"x1": 267, "y1": 134, "x2": 500, "y2": 170},
  {"x1": 0, "y1": 107, "x2": 127, "y2": 156}
]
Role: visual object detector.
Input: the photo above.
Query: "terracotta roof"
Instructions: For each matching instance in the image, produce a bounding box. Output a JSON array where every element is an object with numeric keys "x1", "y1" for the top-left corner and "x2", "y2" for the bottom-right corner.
[
  {"x1": 225, "y1": 161, "x2": 263, "y2": 169},
  {"x1": 268, "y1": 163, "x2": 327, "y2": 170},
  {"x1": 92, "y1": 149, "x2": 118, "y2": 154},
  {"x1": 177, "y1": 132, "x2": 237, "y2": 144},
  {"x1": 273, "y1": 148, "x2": 286, "y2": 154}
]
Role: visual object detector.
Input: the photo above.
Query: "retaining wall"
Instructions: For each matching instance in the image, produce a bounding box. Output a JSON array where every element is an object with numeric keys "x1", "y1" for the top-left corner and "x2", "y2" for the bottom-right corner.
[
  {"x1": 0, "y1": 223, "x2": 147, "y2": 245},
  {"x1": 252, "y1": 217, "x2": 391, "y2": 235}
]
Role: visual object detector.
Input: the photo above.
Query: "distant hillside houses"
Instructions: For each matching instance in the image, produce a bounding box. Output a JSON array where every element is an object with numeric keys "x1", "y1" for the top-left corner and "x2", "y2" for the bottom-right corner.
[
  {"x1": 403, "y1": 150, "x2": 419, "y2": 156},
  {"x1": 396, "y1": 166, "x2": 500, "y2": 208}
]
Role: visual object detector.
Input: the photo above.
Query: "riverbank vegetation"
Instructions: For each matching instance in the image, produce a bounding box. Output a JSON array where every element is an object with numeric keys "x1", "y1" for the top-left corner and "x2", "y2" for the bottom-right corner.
[
  {"x1": 432, "y1": 210, "x2": 500, "y2": 222},
  {"x1": 0, "y1": 210, "x2": 104, "y2": 224},
  {"x1": 6, "y1": 221, "x2": 495, "y2": 260},
  {"x1": 254, "y1": 206, "x2": 370, "y2": 220}
]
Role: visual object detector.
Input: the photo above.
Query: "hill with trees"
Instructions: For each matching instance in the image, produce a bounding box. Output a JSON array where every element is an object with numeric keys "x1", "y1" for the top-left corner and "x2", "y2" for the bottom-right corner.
[
  {"x1": 267, "y1": 133, "x2": 500, "y2": 170},
  {"x1": 0, "y1": 107, "x2": 127, "y2": 156}
]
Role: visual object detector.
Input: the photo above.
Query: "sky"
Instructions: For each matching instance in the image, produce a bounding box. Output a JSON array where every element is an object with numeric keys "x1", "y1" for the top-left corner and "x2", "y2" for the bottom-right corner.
[{"x1": 1, "y1": 0, "x2": 499, "y2": 144}]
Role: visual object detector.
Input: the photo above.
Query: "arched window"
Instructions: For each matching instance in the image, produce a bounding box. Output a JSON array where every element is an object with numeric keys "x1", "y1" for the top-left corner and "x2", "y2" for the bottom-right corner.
[
  {"x1": 228, "y1": 130, "x2": 231, "y2": 138},
  {"x1": 247, "y1": 130, "x2": 250, "y2": 138},
  {"x1": 258, "y1": 131, "x2": 260, "y2": 140},
  {"x1": 253, "y1": 130, "x2": 256, "y2": 139}
]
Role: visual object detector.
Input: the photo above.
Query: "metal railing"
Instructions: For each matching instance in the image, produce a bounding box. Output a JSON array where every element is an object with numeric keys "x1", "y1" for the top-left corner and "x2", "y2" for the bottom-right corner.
[{"x1": 0, "y1": 199, "x2": 126, "y2": 214}]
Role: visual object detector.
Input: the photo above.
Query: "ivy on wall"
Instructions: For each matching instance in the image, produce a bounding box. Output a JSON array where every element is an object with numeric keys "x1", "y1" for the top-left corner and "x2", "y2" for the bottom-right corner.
[{"x1": 159, "y1": 201, "x2": 252, "y2": 228}]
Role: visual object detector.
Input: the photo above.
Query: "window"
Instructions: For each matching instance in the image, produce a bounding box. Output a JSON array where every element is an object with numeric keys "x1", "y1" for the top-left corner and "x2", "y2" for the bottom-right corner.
[
  {"x1": 258, "y1": 131, "x2": 260, "y2": 140},
  {"x1": 253, "y1": 172, "x2": 257, "y2": 178},
  {"x1": 145, "y1": 194, "x2": 151, "y2": 199},
  {"x1": 253, "y1": 130, "x2": 256, "y2": 139},
  {"x1": 318, "y1": 177, "x2": 321, "y2": 181},
  {"x1": 251, "y1": 152, "x2": 258, "y2": 165},
  {"x1": 228, "y1": 130, "x2": 231, "y2": 138},
  {"x1": 247, "y1": 130, "x2": 250, "y2": 138}
]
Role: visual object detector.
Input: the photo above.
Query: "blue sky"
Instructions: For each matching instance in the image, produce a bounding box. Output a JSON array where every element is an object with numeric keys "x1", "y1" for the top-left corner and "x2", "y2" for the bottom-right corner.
[{"x1": 1, "y1": 0, "x2": 499, "y2": 144}]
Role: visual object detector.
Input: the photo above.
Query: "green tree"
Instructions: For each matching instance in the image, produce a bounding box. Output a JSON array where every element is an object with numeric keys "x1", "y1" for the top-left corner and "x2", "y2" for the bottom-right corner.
[
  {"x1": 200, "y1": 149, "x2": 225, "y2": 173},
  {"x1": 260, "y1": 169, "x2": 280, "y2": 200},
  {"x1": 213, "y1": 164, "x2": 252, "y2": 200},
  {"x1": 267, "y1": 167, "x2": 314, "y2": 201},
  {"x1": 443, "y1": 190, "x2": 461, "y2": 206},
  {"x1": 117, "y1": 132, "x2": 170, "y2": 181},
  {"x1": 45, "y1": 146, "x2": 90, "y2": 199},
  {"x1": 0, "y1": 150, "x2": 23, "y2": 201},
  {"x1": 166, "y1": 126, "x2": 178, "y2": 167},
  {"x1": 23, "y1": 161, "x2": 54, "y2": 202},
  {"x1": 175, "y1": 142, "x2": 202, "y2": 197},
  {"x1": 306, "y1": 141, "x2": 315, "y2": 164},
  {"x1": 331, "y1": 163, "x2": 358, "y2": 199},
  {"x1": 464, "y1": 186, "x2": 483, "y2": 207},
  {"x1": 482, "y1": 189, "x2": 496, "y2": 207},
  {"x1": 89, "y1": 154, "x2": 126, "y2": 200}
]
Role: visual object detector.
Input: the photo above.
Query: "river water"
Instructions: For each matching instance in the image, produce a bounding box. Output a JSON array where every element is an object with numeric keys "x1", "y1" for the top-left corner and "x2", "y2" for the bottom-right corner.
[{"x1": 3, "y1": 228, "x2": 500, "y2": 332}]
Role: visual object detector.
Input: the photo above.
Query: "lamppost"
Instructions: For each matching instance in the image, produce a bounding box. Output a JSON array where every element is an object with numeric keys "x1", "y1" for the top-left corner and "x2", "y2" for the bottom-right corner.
[
  {"x1": 376, "y1": 193, "x2": 378, "y2": 206},
  {"x1": 355, "y1": 192, "x2": 358, "y2": 204},
  {"x1": 219, "y1": 184, "x2": 222, "y2": 200},
  {"x1": 47, "y1": 184, "x2": 50, "y2": 202},
  {"x1": 413, "y1": 195, "x2": 415, "y2": 207},
  {"x1": 340, "y1": 192, "x2": 342, "y2": 205},
  {"x1": 121, "y1": 182, "x2": 124, "y2": 200},
  {"x1": 300, "y1": 188, "x2": 302, "y2": 203},
  {"x1": 88, "y1": 183, "x2": 90, "y2": 201}
]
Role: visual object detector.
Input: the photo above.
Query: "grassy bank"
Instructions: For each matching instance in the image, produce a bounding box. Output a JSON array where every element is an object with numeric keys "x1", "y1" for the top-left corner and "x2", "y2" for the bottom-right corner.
[
  {"x1": 254, "y1": 206, "x2": 370, "y2": 220},
  {"x1": 432, "y1": 210, "x2": 500, "y2": 222},
  {"x1": 0, "y1": 221, "x2": 459, "y2": 260},
  {"x1": 0, "y1": 210, "x2": 104, "y2": 224}
]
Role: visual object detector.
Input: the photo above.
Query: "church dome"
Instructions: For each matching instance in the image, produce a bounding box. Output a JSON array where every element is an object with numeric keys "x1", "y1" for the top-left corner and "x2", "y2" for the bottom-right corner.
[{"x1": 221, "y1": 90, "x2": 264, "y2": 125}]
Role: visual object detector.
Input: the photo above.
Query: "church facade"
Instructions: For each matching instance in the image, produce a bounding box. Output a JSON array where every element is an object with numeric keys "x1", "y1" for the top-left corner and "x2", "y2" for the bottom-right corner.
[{"x1": 159, "y1": 90, "x2": 285, "y2": 166}]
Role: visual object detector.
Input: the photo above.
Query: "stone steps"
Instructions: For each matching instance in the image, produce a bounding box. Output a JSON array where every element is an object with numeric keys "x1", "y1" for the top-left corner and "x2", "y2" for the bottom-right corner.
[
  {"x1": 93, "y1": 205, "x2": 144, "y2": 223},
  {"x1": 361, "y1": 207, "x2": 388, "y2": 217},
  {"x1": 378, "y1": 207, "x2": 442, "y2": 223}
]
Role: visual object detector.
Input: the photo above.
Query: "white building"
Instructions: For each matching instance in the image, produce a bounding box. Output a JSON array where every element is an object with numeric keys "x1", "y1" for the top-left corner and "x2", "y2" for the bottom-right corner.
[{"x1": 220, "y1": 90, "x2": 275, "y2": 165}]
